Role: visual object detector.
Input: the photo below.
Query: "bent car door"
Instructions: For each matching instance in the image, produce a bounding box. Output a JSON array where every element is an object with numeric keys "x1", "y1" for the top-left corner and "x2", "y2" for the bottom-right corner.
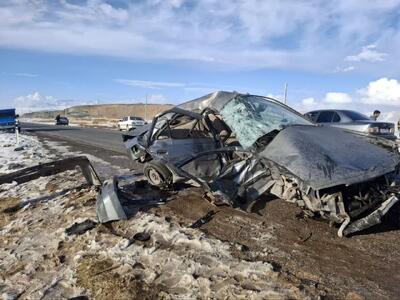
[{"x1": 148, "y1": 108, "x2": 222, "y2": 179}]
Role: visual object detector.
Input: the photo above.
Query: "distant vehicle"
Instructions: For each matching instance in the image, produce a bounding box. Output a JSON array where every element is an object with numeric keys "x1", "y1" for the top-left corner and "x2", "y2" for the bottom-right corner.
[
  {"x1": 304, "y1": 109, "x2": 396, "y2": 140},
  {"x1": 55, "y1": 116, "x2": 69, "y2": 126},
  {"x1": 118, "y1": 116, "x2": 145, "y2": 131},
  {"x1": 0, "y1": 109, "x2": 20, "y2": 132}
]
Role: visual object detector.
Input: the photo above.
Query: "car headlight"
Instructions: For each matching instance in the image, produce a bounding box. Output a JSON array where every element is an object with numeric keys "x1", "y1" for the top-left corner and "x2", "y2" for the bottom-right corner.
[
  {"x1": 390, "y1": 128, "x2": 395, "y2": 133},
  {"x1": 368, "y1": 126, "x2": 379, "y2": 133}
]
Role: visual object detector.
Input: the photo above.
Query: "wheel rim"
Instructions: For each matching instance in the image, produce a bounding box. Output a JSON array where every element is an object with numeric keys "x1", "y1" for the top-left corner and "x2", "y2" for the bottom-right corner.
[{"x1": 148, "y1": 168, "x2": 163, "y2": 185}]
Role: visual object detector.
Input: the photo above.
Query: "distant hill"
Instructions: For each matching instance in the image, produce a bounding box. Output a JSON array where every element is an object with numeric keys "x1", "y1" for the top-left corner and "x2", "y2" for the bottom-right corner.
[{"x1": 22, "y1": 103, "x2": 174, "y2": 121}]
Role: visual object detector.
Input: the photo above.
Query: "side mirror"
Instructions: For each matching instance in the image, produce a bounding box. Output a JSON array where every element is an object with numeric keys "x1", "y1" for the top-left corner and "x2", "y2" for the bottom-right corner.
[{"x1": 16, "y1": 114, "x2": 20, "y2": 118}]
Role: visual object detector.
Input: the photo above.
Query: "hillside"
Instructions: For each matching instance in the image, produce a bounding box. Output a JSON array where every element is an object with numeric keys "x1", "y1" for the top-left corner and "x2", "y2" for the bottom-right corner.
[{"x1": 22, "y1": 103, "x2": 174, "y2": 121}]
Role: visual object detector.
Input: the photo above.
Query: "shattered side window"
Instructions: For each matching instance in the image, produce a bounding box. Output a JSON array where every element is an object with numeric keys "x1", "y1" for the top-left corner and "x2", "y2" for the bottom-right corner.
[
  {"x1": 221, "y1": 95, "x2": 312, "y2": 148},
  {"x1": 151, "y1": 114, "x2": 171, "y2": 140},
  {"x1": 152, "y1": 113, "x2": 211, "y2": 140}
]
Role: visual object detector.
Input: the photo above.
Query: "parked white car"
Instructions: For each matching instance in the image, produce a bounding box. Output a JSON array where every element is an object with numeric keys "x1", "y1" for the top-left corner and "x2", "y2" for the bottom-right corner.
[{"x1": 117, "y1": 116, "x2": 145, "y2": 131}]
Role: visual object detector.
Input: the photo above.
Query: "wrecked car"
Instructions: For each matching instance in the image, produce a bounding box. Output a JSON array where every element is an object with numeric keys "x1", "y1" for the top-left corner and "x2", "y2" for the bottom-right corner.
[{"x1": 101, "y1": 91, "x2": 400, "y2": 237}]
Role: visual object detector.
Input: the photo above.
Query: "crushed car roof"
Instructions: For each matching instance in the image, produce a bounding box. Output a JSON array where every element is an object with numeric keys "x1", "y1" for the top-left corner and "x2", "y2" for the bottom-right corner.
[{"x1": 178, "y1": 91, "x2": 282, "y2": 113}]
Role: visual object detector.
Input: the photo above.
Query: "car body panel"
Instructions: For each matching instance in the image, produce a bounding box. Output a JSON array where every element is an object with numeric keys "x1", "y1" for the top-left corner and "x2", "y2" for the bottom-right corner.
[{"x1": 260, "y1": 125, "x2": 398, "y2": 190}]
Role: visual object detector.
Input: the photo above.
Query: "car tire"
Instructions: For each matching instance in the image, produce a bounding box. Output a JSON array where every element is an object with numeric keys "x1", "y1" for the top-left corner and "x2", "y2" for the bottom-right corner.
[{"x1": 144, "y1": 161, "x2": 173, "y2": 188}]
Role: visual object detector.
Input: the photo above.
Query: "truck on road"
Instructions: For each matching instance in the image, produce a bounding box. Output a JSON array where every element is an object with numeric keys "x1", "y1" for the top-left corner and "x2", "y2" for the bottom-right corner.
[{"x1": 0, "y1": 109, "x2": 20, "y2": 132}]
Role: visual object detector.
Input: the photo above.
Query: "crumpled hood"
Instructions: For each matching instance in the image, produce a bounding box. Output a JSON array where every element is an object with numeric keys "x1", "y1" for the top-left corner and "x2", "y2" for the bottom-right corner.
[{"x1": 260, "y1": 125, "x2": 400, "y2": 190}]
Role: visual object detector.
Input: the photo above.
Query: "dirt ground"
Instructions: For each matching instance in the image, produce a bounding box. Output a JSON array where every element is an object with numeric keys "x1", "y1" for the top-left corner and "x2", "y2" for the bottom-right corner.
[{"x1": 152, "y1": 188, "x2": 400, "y2": 300}]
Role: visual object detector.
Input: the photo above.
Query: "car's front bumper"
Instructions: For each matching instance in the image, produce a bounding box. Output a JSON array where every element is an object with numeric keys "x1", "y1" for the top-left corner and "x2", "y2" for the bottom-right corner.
[{"x1": 341, "y1": 195, "x2": 399, "y2": 237}]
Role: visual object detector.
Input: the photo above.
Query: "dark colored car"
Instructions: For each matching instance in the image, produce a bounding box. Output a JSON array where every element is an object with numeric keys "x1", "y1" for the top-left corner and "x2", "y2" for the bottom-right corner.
[
  {"x1": 55, "y1": 116, "x2": 69, "y2": 125},
  {"x1": 304, "y1": 109, "x2": 396, "y2": 140},
  {"x1": 109, "y1": 91, "x2": 400, "y2": 237}
]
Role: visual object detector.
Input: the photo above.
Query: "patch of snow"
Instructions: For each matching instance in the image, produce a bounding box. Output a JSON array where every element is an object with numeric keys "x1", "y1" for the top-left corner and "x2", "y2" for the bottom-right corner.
[
  {"x1": 91, "y1": 212, "x2": 291, "y2": 299},
  {"x1": 0, "y1": 132, "x2": 58, "y2": 174}
]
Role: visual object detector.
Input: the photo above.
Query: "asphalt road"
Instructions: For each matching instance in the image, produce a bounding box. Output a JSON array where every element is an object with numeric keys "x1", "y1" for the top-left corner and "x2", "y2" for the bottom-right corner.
[{"x1": 22, "y1": 122, "x2": 127, "y2": 154}]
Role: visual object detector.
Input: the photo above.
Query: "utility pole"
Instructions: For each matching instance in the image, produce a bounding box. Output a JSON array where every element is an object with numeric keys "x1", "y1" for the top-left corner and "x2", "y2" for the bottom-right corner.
[
  {"x1": 145, "y1": 94, "x2": 148, "y2": 121},
  {"x1": 284, "y1": 83, "x2": 288, "y2": 105}
]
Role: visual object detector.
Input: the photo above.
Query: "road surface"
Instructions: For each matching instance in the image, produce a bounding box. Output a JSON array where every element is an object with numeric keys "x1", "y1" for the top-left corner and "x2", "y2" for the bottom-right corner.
[{"x1": 22, "y1": 122, "x2": 127, "y2": 154}]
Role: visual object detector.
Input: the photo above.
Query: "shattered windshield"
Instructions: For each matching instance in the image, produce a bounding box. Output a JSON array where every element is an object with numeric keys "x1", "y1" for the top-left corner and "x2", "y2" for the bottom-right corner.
[{"x1": 221, "y1": 95, "x2": 312, "y2": 148}]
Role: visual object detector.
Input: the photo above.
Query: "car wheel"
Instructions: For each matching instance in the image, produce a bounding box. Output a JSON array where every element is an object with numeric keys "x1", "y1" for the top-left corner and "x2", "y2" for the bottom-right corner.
[{"x1": 144, "y1": 161, "x2": 173, "y2": 188}]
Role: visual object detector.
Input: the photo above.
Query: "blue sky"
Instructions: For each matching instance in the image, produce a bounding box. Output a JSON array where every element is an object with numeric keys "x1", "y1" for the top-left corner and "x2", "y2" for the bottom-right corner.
[{"x1": 1, "y1": 0, "x2": 400, "y2": 114}]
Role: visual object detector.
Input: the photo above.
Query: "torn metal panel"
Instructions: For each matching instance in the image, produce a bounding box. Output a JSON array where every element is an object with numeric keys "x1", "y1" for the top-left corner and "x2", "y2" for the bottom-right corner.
[
  {"x1": 96, "y1": 175, "x2": 169, "y2": 223},
  {"x1": 260, "y1": 125, "x2": 399, "y2": 190},
  {"x1": 342, "y1": 195, "x2": 399, "y2": 237},
  {"x1": 0, "y1": 156, "x2": 101, "y2": 186},
  {"x1": 96, "y1": 177, "x2": 127, "y2": 223}
]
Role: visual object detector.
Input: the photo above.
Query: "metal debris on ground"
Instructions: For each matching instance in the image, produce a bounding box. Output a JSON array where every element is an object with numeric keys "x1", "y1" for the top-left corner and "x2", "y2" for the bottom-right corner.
[
  {"x1": 0, "y1": 156, "x2": 101, "y2": 186},
  {"x1": 190, "y1": 211, "x2": 216, "y2": 229},
  {"x1": 65, "y1": 219, "x2": 97, "y2": 236}
]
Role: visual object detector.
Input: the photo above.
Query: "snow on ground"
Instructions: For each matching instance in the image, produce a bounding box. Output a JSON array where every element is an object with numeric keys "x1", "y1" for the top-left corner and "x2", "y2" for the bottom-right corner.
[
  {"x1": 0, "y1": 132, "x2": 303, "y2": 299},
  {"x1": 0, "y1": 132, "x2": 57, "y2": 175}
]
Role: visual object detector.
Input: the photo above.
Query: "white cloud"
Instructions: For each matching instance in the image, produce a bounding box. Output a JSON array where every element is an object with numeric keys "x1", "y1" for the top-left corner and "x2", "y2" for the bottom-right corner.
[
  {"x1": 296, "y1": 77, "x2": 400, "y2": 114},
  {"x1": 359, "y1": 77, "x2": 400, "y2": 105},
  {"x1": 334, "y1": 66, "x2": 355, "y2": 73},
  {"x1": 115, "y1": 79, "x2": 186, "y2": 89},
  {"x1": 14, "y1": 92, "x2": 64, "y2": 114},
  {"x1": 115, "y1": 79, "x2": 219, "y2": 96},
  {"x1": 345, "y1": 44, "x2": 387, "y2": 62},
  {"x1": 323, "y1": 92, "x2": 353, "y2": 104},
  {"x1": 15, "y1": 72, "x2": 38, "y2": 77},
  {"x1": 302, "y1": 97, "x2": 317, "y2": 106},
  {"x1": 297, "y1": 92, "x2": 353, "y2": 112},
  {"x1": 13, "y1": 91, "x2": 97, "y2": 114},
  {"x1": 1, "y1": 1, "x2": 400, "y2": 71}
]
